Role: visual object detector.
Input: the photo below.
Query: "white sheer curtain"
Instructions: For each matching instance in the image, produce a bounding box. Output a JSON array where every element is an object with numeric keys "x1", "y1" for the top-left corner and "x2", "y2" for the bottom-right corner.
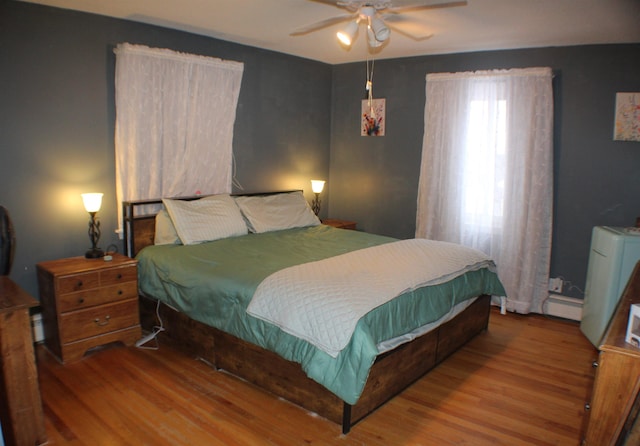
[
  {"x1": 416, "y1": 67, "x2": 553, "y2": 314},
  {"x1": 114, "y1": 43, "x2": 244, "y2": 230}
]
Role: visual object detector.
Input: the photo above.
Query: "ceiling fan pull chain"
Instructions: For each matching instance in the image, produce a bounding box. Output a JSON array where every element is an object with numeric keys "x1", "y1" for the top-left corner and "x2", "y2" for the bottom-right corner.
[
  {"x1": 366, "y1": 56, "x2": 376, "y2": 118},
  {"x1": 366, "y1": 57, "x2": 371, "y2": 91}
]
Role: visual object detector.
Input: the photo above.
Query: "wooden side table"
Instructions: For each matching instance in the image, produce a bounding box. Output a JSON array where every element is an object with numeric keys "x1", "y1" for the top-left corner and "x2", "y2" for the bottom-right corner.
[
  {"x1": 0, "y1": 277, "x2": 47, "y2": 446},
  {"x1": 322, "y1": 219, "x2": 357, "y2": 230},
  {"x1": 37, "y1": 253, "x2": 140, "y2": 363}
]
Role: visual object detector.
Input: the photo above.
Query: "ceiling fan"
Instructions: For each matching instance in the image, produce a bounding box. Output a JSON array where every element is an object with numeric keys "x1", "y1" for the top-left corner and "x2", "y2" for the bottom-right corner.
[{"x1": 290, "y1": 0, "x2": 468, "y2": 49}]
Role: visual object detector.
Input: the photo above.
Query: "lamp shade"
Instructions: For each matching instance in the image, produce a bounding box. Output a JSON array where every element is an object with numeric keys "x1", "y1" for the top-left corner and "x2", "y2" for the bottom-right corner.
[
  {"x1": 337, "y1": 20, "x2": 358, "y2": 46},
  {"x1": 311, "y1": 180, "x2": 325, "y2": 194},
  {"x1": 81, "y1": 193, "x2": 103, "y2": 213},
  {"x1": 370, "y1": 16, "x2": 389, "y2": 42},
  {"x1": 367, "y1": 27, "x2": 383, "y2": 48}
]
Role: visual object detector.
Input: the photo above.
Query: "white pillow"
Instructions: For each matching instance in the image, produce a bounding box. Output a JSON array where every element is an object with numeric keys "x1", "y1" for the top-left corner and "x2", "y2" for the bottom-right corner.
[
  {"x1": 162, "y1": 194, "x2": 248, "y2": 245},
  {"x1": 154, "y1": 209, "x2": 181, "y2": 245},
  {"x1": 234, "y1": 191, "x2": 321, "y2": 233}
]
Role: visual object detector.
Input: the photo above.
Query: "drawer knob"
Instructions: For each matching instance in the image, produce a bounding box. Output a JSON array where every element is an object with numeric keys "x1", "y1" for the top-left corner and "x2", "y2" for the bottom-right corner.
[
  {"x1": 78, "y1": 297, "x2": 85, "y2": 304},
  {"x1": 94, "y1": 315, "x2": 111, "y2": 327},
  {"x1": 77, "y1": 280, "x2": 83, "y2": 287},
  {"x1": 592, "y1": 361, "x2": 599, "y2": 368},
  {"x1": 585, "y1": 403, "x2": 591, "y2": 411},
  {"x1": 118, "y1": 290, "x2": 123, "y2": 295}
]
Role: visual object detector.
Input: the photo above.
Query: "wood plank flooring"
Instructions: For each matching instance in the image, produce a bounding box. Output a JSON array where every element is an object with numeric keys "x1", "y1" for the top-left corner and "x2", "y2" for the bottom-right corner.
[{"x1": 36, "y1": 308, "x2": 597, "y2": 445}]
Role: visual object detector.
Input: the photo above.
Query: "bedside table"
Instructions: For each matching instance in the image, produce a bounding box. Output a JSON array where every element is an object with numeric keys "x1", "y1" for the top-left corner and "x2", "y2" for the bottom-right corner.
[
  {"x1": 37, "y1": 253, "x2": 140, "y2": 363},
  {"x1": 322, "y1": 218, "x2": 357, "y2": 230}
]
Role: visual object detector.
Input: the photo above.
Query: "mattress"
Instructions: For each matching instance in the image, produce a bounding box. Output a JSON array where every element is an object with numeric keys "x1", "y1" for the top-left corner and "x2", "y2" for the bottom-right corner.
[{"x1": 136, "y1": 224, "x2": 506, "y2": 404}]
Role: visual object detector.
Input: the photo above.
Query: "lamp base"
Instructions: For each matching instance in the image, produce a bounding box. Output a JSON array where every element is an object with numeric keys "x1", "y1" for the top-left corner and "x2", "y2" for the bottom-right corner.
[{"x1": 85, "y1": 248, "x2": 104, "y2": 259}]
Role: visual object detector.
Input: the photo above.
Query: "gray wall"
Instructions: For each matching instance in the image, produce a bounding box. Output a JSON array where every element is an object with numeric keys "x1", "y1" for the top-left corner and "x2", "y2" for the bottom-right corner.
[
  {"x1": 329, "y1": 45, "x2": 640, "y2": 298},
  {"x1": 0, "y1": 1, "x2": 332, "y2": 296}
]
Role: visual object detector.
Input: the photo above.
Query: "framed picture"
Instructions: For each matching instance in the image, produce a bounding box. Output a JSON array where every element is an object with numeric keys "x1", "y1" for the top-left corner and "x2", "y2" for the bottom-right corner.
[
  {"x1": 614, "y1": 92, "x2": 640, "y2": 142},
  {"x1": 361, "y1": 98, "x2": 385, "y2": 136}
]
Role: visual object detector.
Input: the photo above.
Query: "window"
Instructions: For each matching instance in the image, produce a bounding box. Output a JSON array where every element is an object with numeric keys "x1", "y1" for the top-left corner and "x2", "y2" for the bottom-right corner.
[
  {"x1": 114, "y1": 43, "x2": 244, "y2": 232},
  {"x1": 462, "y1": 99, "x2": 507, "y2": 231},
  {"x1": 416, "y1": 68, "x2": 553, "y2": 314}
]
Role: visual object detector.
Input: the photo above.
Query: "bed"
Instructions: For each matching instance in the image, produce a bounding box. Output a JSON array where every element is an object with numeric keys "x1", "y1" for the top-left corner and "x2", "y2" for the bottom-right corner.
[{"x1": 123, "y1": 190, "x2": 505, "y2": 433}]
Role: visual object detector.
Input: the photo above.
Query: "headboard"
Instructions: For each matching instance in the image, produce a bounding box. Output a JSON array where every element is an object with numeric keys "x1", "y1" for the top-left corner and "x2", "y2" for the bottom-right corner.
[{"x1": 122, "y1": 190, "x2": 302, "y2": 258}]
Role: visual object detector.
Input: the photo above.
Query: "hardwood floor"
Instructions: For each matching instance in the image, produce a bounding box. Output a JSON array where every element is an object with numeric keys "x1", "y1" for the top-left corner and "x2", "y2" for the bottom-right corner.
[{"x1": 36, "y1": 307, "x2": 596, "y2": 445}]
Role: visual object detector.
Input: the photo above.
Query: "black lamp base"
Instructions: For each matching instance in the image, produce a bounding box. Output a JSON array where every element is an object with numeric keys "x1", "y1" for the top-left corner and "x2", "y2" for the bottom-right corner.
[
  {"x1": 312, "y1": 193, "x2": 321, "y2": 216},
  {"x1": 85, "y1": 248, "x2": 104, "y2": 259}
]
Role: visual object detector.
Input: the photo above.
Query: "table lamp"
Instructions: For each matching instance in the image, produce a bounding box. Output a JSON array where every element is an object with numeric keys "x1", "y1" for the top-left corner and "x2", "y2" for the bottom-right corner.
[{"x1": 81, "y1": 193, "x2": 104, "y2": 258}]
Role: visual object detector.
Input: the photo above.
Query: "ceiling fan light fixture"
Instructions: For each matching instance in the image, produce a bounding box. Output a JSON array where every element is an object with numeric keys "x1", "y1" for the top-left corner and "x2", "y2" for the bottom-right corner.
[
  {"x1": 337, "y1": 20, "x2": 359, "y2": 46},
  {"x1": 367, "y1": 27, "x2": 383, "y2": 47},
  {"x1": 370, "y1": 16, "x2": 389, "y2": 42}
]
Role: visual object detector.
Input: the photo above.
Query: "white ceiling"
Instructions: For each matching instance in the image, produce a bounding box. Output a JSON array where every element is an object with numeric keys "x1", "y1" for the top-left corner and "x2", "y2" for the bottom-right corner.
[{"x1": 20, "y1": 0, "x2": 640, "y2": 64}]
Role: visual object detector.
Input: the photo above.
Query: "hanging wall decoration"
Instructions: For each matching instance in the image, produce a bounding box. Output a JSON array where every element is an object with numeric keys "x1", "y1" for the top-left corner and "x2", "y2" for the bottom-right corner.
[
  {"x1": 361, "y1": 98, "x2": 385, "y2": 136},
  {"x1": 614, "y1": 92, "x2": 640, "y2": 142}
]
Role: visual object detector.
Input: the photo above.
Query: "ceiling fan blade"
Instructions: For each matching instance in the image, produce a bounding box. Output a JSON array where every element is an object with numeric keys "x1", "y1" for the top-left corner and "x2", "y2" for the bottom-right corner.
[
  {"x1": 386, "y1": 0, "x2": 467, "y2": 14},
  {"x1": 307, "y1": 0, "x2": 361, "y2": 12},
  {"x1": 309, "y1": 0, "x2": 341, "y2": 8},
  {"x1": 383, "y1": 17, "x2": 434, "y2": 40},
  {"x1": 290, "y1": 13, "x2": 357, "y2": 36}
]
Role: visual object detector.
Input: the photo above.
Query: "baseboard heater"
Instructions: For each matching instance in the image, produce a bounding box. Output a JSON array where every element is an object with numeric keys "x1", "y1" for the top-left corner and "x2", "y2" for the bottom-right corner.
[{"x1": 544, "y1": 294, "x2": 583, "y2": 321}]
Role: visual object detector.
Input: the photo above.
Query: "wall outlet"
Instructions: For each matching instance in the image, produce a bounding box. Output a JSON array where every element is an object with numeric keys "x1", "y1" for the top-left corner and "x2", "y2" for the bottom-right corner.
[{"x1": 548, "y1": 277, "x2": 563, "y2": 293}]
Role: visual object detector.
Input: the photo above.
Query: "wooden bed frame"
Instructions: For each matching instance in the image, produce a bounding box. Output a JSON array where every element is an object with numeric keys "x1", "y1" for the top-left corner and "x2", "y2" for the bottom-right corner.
[{"x1": 123, "y1": 194, "x2": 492, "y2": 434}]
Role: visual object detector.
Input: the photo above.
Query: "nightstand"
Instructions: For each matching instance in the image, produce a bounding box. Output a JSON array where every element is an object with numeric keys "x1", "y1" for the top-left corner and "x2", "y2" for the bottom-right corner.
[
  {"x1": 37, "y1": 253, "x2": 140, "y2": 363},
  {"x1": 322, "y1": 218, "x2": 357, "y2": 230}
]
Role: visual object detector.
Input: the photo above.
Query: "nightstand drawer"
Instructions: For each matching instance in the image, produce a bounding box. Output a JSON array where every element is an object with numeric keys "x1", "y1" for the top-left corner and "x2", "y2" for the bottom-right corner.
[
  {"x1": 58, "y1": 271, "x2": 100, "y2": 294},
  {"x1": 57, "y1": 265, "x2": 137, "y2": 295},
  {"x1": 101, "y1": 265, "x2": 137, "y2": 285},
  {"x1": 57, "y1": 281, "x2": 138, "y2": 312},
  {"x1": 60, "y1": 298, "x2": 139, "y2": 343}
]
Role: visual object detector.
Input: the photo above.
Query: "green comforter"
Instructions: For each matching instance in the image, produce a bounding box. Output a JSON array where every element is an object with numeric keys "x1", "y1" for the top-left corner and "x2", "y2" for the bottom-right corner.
[{"x1": 136, "y1": 225, "x2": 505, "y2": 404}]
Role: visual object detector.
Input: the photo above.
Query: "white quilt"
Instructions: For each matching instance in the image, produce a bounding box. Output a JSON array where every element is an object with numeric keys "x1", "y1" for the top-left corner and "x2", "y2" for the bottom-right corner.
[{"x1": 246, "y1": 239, "x2": 495, "y2": 358}]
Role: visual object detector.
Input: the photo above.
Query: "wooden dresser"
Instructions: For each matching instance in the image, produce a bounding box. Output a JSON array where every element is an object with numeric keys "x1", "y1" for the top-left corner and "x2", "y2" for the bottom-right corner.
[
  {"x1": 583, "y1": 261, "x2": 640, "y2": 445},
  {"x1": 37, "y1": 253, "x2": 140, "y2": 363},
  {"x1": 0, "y1": 277, "x2": 47, "y2": 446}
]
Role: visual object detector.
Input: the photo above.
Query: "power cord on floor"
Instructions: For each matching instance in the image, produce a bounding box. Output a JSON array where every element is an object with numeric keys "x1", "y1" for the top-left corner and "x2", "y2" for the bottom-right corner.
[{"x1": 135, "y1": 299, "x2": 165, "y2": 350}]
